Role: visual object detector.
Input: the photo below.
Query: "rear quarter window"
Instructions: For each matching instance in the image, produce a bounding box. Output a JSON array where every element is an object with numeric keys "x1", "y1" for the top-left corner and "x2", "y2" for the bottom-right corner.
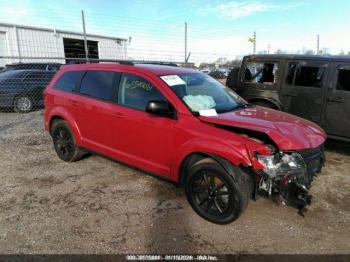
[{"x1": 54, "y1": 71, "x2": 85, "y2": 92}]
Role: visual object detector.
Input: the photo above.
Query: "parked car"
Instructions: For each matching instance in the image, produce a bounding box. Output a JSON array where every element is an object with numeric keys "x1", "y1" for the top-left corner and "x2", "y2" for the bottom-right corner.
[
  {"x1": 0, "y1": 69, "x2": 55, "y2": 112},
  {"x1": 4, "y1": 62, "x2": 62, "y2": 72},
  {"x1": 44, "y1": 63, "x2": 326, "y2": 224},
  {"x1": 226, "y1": 54, "x2": 350, "y2": 141},
  {"x1": 200, "y1": 68, "x2": 211, "y2": 74},
  {"x1": 209, "y1": 70, "x2": 226, "y2": 79}
]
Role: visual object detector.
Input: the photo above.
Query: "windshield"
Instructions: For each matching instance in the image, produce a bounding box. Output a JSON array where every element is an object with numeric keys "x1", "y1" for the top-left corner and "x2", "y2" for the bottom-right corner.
[{"x1": 160, "y1": 73, "x2": 246, "y2": 115}]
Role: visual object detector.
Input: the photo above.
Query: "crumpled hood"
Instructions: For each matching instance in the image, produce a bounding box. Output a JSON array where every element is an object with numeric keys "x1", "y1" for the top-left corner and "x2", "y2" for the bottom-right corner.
[{"x1": 199, "y1": 106, "x2": 327, "y2": 151}]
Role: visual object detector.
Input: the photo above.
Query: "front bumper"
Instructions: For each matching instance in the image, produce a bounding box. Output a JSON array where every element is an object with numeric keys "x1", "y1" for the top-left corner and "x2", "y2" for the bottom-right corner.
[{"x1": 258, "y1": 144, "x2": 325, "y2": 213}]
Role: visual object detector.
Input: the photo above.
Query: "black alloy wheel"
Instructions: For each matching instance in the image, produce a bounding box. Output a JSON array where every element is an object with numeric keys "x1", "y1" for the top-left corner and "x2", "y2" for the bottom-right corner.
[
  {"x1": 51, "y1": 120, "x2": 83, "y2": 162},
  {"x1": 185, "y1": 160, "x2": 250, "y2": 224}
]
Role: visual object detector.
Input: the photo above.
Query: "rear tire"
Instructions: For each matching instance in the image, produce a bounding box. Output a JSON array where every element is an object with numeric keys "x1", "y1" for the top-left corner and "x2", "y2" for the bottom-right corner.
[
  {"x1": 14, "y1": 95, "x2": 33, "y2": 113},
  {"x1": 185, "y1": 159, "x2": 250, "y2": 224},
  {"x1": 50, "y1": 120, "x2": 83, "y2": 162}
]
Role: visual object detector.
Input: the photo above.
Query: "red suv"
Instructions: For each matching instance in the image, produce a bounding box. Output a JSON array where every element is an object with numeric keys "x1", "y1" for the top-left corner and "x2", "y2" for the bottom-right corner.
[{"x1": 44, "y1": 63, "x2": 326, "y2": 224}]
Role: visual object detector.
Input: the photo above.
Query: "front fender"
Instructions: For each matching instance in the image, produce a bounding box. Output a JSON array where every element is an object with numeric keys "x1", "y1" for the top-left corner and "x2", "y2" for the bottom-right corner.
[
  {"x1": 170, "y1": 137, "x2": 252, "y2": 182},
  {"x1": 45, "y1": 106, "x2": 82, "y2": 145}
]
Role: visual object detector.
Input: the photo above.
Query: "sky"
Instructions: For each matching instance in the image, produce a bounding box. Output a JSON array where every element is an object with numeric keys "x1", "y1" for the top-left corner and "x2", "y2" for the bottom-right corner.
[{"x1": 1, "y1": 0, "x2": 350, "y2": 62}]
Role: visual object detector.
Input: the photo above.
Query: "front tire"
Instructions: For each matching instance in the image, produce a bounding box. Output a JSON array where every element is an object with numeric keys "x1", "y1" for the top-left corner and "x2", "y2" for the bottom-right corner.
[
  {"x1": 14, "y1": 95, "x2": 33, "y2": 113},
  {"x1": 51, "y1": 120, "x2": 83, "y2": 162},
  {"x1": 185, "y1": 159, "x2": 250, "y2": 224}
]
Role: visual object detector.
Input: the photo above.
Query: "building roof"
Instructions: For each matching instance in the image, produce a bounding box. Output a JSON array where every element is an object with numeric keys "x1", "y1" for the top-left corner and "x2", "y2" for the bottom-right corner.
[{"x1": 0, "y1": 22, "x2": 127, "y2": 42}]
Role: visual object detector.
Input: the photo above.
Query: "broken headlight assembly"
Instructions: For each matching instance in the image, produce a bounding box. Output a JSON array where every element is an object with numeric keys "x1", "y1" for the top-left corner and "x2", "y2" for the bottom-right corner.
[
  {"x1": 256, "y1": 152, "x2": 311, "y2": 215},
  {"x1": 256, "y1": 152, "x2": 307, "y2": 178}
]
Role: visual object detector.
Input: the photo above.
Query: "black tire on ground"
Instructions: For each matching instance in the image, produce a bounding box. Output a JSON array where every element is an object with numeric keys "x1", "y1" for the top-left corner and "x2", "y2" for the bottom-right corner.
[
  {"x1": 50, "y1": 119, "x2": 84, "y2": 162},
  {"x1": 13, "y1": 95, "x2": 33, "y2": 113},
  {"x1": 252, "y1": 100, "x2": 278, "y2": 110},
  {"x1": 185, "y1": 158, "x2": 251, "y2": 224}
]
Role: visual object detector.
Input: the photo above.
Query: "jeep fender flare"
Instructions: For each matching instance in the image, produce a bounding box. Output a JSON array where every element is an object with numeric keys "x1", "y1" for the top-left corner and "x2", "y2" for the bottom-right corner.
[
  {"x1": 46, "y1": 107, "x2": 82, "y2": 145},
  {"x1": 248, "y1": 97, "x2": 283, "y2": 110},
  {"x1": 170, "y1": 137, "x2": 252, "y2": 183}
]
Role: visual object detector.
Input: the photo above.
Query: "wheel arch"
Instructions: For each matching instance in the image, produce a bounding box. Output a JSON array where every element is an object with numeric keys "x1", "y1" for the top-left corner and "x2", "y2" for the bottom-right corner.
[
  {"x1": 248, "y1": 97, "x2": 282, "y2": 110},
  {"x1": 172, "y1": 139, "x2": 252, "y2": 186},
  {"x1": 46, "y1": 108, "x2": 82, "y2": 145}
]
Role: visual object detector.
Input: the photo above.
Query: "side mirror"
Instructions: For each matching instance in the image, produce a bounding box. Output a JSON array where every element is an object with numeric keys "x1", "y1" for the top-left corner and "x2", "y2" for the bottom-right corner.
[{"x1": 146, "y1": 101, "x2": 176, "y2": 118}]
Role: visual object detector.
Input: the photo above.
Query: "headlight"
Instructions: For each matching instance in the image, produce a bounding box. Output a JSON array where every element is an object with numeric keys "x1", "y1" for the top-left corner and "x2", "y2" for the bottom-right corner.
[{"x1": 257, "y1": 152, "x2": 306, "y2": 178}]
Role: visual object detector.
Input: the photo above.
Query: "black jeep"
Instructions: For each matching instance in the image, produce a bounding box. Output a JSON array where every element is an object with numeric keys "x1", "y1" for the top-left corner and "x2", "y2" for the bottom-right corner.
[{"x1": 227, "y1": 54, "x2": 350, "y2": 141}]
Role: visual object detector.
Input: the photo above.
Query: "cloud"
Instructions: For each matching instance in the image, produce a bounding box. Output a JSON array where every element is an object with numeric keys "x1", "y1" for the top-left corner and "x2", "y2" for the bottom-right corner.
[{"x1": 209, "y1": 1, "x2": 303, "y2": 19}]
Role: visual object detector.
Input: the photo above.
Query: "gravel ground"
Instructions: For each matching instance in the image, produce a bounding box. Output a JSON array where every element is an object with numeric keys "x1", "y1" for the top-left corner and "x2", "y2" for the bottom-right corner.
[{"x1": 0, "y1": 110, "x2": 349, "y2": 254}]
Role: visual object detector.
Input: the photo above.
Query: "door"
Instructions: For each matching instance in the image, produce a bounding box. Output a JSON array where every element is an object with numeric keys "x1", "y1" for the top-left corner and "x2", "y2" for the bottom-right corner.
[
  {"x1": 280, "y1": 61, "x2": 328, "y2": 124},
  {"x1": 324, "y1": 63, "x2": 350, "y2": 138},
  {"x1": 109, "y1": 72, "x2": 177, "y2": 177},
  {"x1": 237, "y1": 59, "x2": 281, "y2": 104},
  {"x1": 75, "y1": 70, "x2": 120, "y2": 148}
]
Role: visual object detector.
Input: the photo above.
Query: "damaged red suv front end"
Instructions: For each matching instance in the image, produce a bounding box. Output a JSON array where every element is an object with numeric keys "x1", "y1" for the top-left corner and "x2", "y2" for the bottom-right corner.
[{"x1": 199, "y1": 106, "x2": 326, "y2": 214}]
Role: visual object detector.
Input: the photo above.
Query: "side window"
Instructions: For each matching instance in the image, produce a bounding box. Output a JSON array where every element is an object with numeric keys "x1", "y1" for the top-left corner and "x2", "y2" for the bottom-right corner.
[
  {"x1": 337, "y1": 68, "x2": 350, "y2": 91},
  {"x1": 244, "y1": 61, "x2": 279, "y2": 84},
  {"x1": 285, "y1": 62, "x2": 298, "y2": 84},
  {"x1": 80, "y1": 71, "x2": 119, "y2": 101},
  {"x1": 55, "y1": 71, "x2": 85, "y2": 92},
  {"x1": 118, "y1": 73, "x2": 166, "y2": 111},
  {"x1": 294, "y1": 66, "x2": 325, "y2": 88}
]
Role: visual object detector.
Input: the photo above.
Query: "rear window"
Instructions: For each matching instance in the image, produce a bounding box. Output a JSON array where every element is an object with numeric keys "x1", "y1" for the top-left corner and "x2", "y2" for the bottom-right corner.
[{"x1": 54, "y1": 71, "x2": 84, "y2": 92}]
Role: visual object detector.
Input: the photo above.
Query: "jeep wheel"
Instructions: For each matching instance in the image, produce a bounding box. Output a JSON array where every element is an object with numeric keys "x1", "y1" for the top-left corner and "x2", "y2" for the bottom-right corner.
[
  {"x1": 185, "y1": 159, "x2": 250, "y2": 224},
  {"x1": 51, "y1": 120, "x2": 83, "y2": 162},
  {"x1": 14, "y1": 96, "x2": 33, "y2": 113}
]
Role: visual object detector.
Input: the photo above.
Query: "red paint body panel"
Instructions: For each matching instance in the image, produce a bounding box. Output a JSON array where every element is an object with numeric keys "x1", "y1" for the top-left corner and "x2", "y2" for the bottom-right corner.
[
  {"x1": 44, "y1": 63, "x2": 327, "y2": 183},
  {"x1": 198, "y1": 106, "x2": 326, "y2": 151}
]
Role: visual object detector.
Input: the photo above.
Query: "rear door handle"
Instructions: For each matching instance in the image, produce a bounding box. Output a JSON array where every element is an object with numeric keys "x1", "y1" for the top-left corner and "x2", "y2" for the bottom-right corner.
[
  {"x1": 111, "y1": 112, "x2": 125, "y2": 119},
  {"x1": 327, "y1": 97, "x2": 344, "y2": 103}
]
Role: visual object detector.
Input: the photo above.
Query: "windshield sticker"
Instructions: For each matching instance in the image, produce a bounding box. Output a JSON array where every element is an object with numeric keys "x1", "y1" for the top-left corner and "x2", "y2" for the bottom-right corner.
[
  {"x1": 199, "y1": 109, "x2": 218, "y2": 117},
  {"x1": 161, "y1": 75, "x2": 186, "y2": 86}
]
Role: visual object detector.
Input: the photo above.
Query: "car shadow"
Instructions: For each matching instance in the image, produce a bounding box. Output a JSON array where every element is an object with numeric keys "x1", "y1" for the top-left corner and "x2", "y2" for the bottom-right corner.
[
  {"x1": 325, "y1": 138, "x2": 350, "y2": 156},
  {"x1": 147, "y1": 181, "x2": 195, "y2": 254}
]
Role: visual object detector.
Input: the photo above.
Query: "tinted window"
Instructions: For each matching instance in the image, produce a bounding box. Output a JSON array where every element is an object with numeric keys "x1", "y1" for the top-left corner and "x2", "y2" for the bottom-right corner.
[
  {"x1": 118, "y1": 73, "x2": 166, "y2": 111},
  {"x1": 80, "y1": 71, "x2": 118, "y2": 101},
  {"x1": 244, "y1": 61, "x2": 279, "y2": 84},
  {"x1": 55, "y1": 71, "x2": 84, "y2": 92},
  {"x1": 294, "y1": 66, "x2": 325, "y2": 88},
  {"x1": 337, "y1": 69, "x2": 350, "y2": 91}
]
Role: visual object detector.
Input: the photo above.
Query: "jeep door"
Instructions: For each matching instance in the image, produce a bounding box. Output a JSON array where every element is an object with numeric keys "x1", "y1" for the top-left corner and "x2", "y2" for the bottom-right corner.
[
  {"x1": 109, "y1": 72, "x2": 176, "y2": 177},
  {"x1": 279, "y1": 61, "x2": 329, "y2": 125},
  {"x1": 324, "y1": 62, "x2": 350, "y2": 138}
]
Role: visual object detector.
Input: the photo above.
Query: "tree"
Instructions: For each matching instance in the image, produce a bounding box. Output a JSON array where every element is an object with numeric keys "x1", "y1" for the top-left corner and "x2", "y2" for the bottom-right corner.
[{"x1": 303, "y1": 49, "x2": 315, "y2": 55}]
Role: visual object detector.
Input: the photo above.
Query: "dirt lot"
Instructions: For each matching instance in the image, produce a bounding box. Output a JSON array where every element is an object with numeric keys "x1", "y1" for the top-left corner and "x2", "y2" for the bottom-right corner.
[{"x1": 0, "y1": 110, "x2": 349, "y2": 254}]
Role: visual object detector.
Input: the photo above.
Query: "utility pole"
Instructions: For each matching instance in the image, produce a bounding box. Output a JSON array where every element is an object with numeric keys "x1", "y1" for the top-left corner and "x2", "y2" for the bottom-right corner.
[
  {"x1": 316, "y1": 34, "x2": 320, "y2": 55},
  {"x1": 81, "y1": 10, "x2": 89, "y2": 62},
  {"x1": 253, "y1": 31, "x2": 256, "y2": 55},
  {"x1": 267, "y1": 43, "x2": 271, "y2": 54},
  {"x1": 184, "y1": 22, "x2": 187, "y2": 66}
]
